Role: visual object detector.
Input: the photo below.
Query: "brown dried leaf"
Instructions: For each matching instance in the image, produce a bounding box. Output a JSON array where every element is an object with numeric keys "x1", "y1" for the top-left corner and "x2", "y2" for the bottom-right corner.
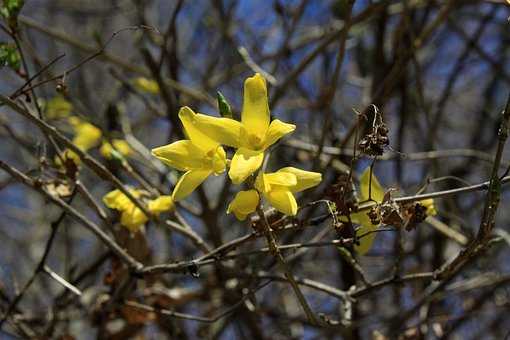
[{"x1": 121, "y1": 303, "x2": 156, "y2": 325}]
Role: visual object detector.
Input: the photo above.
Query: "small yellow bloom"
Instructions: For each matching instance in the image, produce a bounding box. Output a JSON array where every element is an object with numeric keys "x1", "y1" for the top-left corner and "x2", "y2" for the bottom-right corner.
[
  {"x1": 250, "y1": 167, "x2": 321, "y2": 217},
  {"x1": 68, "y1": 117, "x2": 102, "y2": 151},
  {"x1": 227, "y1": 190, "x2": 260, "y2": 220},
  {"x1": 133, "y1": 77, "x2": 160, "y2": 94},
  {"x1": 54, "y1": 117, "x2": 101, "y2": 168},
  {"x1": 45, "y1": 96, "x2": 73, "y2": 119},
  {"x1": 181, "y1": 73, "x2": 296, "y2": 184},
  {"x1": 103, "y1": 189, "x2": 174, "y2": 232},
  {"x1": 151, "y1": 107, "x2": 227, "y2": 201},
  {"x1": 148, "y1": 195, "x2": 174, "y2": 213},
  {"x1": 55, "y1": 148, "x2": 81, "y2": 167},
  {"x1": 349, "y1": 166, "x2": 385, "y2": 255},
  {"x1": 100, "y1": 139, "x2": 132, "y2": 159},
  {"x1": 420, "y1": 198, "x2": 437, "y2": 216}
]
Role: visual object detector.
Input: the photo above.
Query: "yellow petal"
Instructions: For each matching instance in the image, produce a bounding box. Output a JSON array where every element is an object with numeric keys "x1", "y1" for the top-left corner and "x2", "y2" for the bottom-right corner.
[
  {"x1": 72, "y1": 120, "x2": 102, "y2": 151},
  {"x1": 55, "y1": 149, "x2": 81, "y2": 167},
  {"x1": 45, "y1": 96, "x2": 72, "y2": 119},
  {"x1": 359, "y1": 166, "x2": 384, "y2": 202},
  {"x1": 103, "y1": 189, "x2": 125, "y2": 209},
  {"x1": 227, "y1": 190, "x2": 259, "y2": 221},
  {"x1": 211, "y1": 146, "x2": 227, "y2": 175},
  {"x1": 277, "y1": 167, "x2": 322, "y2": 193},
  {"x1": 242, "y1": 73, "x2": 270, "y2": 139},
  {"x1": 103, "y1": 189, "x2": 141, "y2": 210},
  {"x1": 148, "y1": 195, "x2": 174, "y2": 214},
  {"x1": 420, "y1": 198, "x2": 437, "y2": 216},
  {"x1": 229, "y1": 148, "x2": 264, "y2": 184},
  {"x1": 133, "y1": 77, "x2": 160, "y2": 94},
  {"x1": 254, "y1": 172, "x2": 270, "y2": 193},
  {"x1": 265, "y1": 189, "x2": 298, "y2": 216},
  {"x1": 263, "y1": 119, "x2": 296, "y2": 149},
  {"x1": 352, "y1": 211, "x2": 379, "y2": 255},
  {"x1": 121, "y1": 206, "x2": 148, "y2": 232},
  {"x1": 152, "y1": 140, "x2": 206, "y2": 171},
  {"x1": 186, "y1": 111, "x2": 243, "y2": 148},
  {"x1": 179, "y1": 107, "x2": 219, "y2": 152},
  {"x1": 172, "y1": 169, "x2": 212, "y2": 201},
  {"x1": 99, "y1": 141, "x2": 114, "y2": 159},
  {"x1": 100, "y1": 140, "x2": 131, "y2": 160},
  {"x1": 264, "y1": 172, "x2": 297, "y2": 188},
  {"x1": 112, "y1": 139, "x2": 132, "y2": 156}
]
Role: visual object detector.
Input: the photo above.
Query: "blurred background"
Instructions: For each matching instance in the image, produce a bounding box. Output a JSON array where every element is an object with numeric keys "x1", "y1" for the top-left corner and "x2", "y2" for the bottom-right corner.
[{"x1": 1, "y1": 0, "x2": 510, "y2": 339}]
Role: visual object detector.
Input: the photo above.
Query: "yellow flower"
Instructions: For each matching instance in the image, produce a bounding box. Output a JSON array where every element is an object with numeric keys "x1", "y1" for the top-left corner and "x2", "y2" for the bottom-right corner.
[
  {"x1": 148, "y1": 195, "x2": 174, "y2": 213},
  {"x1": 349, "y1": 167, "x2": 385, "y2": 255},
  {"x1": 100, "y1": 139, "x2": 132, "y2": 159},
  {"x1": 45, "y1": 96, "x2": 72, "y2": 119},
  {"x1": 55, "y1": 148, "x2": 81, "y2": 167},
  {"x1": 103, "y1": 189, "x2": 174, "y2": 232},
  {"x1": 420, "y1": 198, "x2": 437, "y2": 216},
  {"x1": 68, "y1": 117, "x2": 102, "y2": 151},
  {"x1": 227, "y1": 167, "x2": 321, "y2": 220},
  {"x1": 151, "y1": 107, "x2": 227, "y2": 201},
  {"x1": 227, "y1": 190, "x2": 260, "y2": 220},
  {"x1": 133, "y1": 77, "x2": 160, "y2": 94},
  {"x1": 181, "y1": 73, "x2": 296, "y2": 184},
  {"x1": 54, "y1": 117, "x2": 101, "y2": 168}
]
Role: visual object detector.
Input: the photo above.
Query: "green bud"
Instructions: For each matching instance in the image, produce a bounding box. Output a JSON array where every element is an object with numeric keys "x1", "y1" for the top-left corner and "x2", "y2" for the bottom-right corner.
[
  {"x1": 0, "y1": 42, "x2": 20, "y2": 71},
  {"x1": 1, "y1": 0, "x2": 25, "y2": 29},
  {"x1": 217, "y1": 91, "x2": 232, "y2": 119}
]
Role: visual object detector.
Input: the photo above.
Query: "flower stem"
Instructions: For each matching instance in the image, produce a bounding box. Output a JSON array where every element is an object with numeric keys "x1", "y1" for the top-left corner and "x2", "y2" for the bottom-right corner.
[{"x1": 256, "y1": 205, "x2": 320, "y2": 326}]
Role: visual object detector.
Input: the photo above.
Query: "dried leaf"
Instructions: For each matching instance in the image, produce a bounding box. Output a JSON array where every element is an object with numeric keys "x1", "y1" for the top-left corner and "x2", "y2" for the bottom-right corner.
[
  {"x1": 45, "y1": 181, "x2": 73, "y2": 198},
  {"x1": 121, "y1": 303, "x2": 156, "y2": 325}
]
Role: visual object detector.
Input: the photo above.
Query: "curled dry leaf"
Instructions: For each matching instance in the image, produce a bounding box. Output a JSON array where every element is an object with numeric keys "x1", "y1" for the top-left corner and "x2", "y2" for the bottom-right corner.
[
  {"x1": 121, "y1": 303, "x2": 156, "y2": 325},
  {"x1": 44, "y1": 180, "x2": 73, "y2": 198}
]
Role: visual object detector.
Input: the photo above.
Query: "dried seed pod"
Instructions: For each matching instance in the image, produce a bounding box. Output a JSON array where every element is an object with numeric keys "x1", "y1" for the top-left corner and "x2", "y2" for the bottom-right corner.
[
  {"x1": 358, "y1": 107, "x2": 390, "y2": 156},
  {"x1": 368, "y1": 207, "x2": 380, "y2": 225},
  {"x1": 403, "y1": 202, "x2": 428, "y2": 231},
  {"x1": 325, "y1": 173, "x2": 358, "y2": 217},
  {"x1": 378, "y1": 201, "x2": 404, "y2": 227}
]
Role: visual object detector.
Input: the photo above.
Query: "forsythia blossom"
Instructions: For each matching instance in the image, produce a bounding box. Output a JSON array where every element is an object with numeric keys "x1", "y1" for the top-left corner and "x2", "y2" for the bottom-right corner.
[
  {"x1": 180, "y1": 73, "x2": 296, "y2": 184},
  {"x1": 227, "y1": 167, "x2": 322, "y2": 219},
  {"x1": 151, "y1": 107, "x2": 227, "y2": 201},
  {"x1": 227, "y1": 190, "x2": 260, "y2": 221},
  {"x1": 151, "y1": 73, "x2": 321, "y2": 222},
  {"x1": 133, "y1": 77, "x2": 160, "y2": 94},
  {"x1": 103, "y1": 189, "x2": 174, "y2": 232},
  {"x1": 420, "y1": 198, "x2": 437, "y2": 216},
  {"x1": 45, "y1": 96, "x2": 73, "y2": 119},
  {"x1": 100, "y1": 139, "x2": 132, "y2": 160},
  {"x1": 55, "y1": 117, "x2": 102, "y2": 167},
  {"x1": 68, "y1": 117, "x2": 102, "y2": 151}
]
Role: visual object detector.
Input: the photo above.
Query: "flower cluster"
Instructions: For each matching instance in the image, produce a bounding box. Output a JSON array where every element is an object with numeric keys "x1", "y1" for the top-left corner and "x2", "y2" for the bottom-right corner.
[
  {"x1": 103, "y1": 189, "x2": 174, "y2": 232},
  {"x1": 45, "y1": 95, "x2": 133, "y2": 165},
  {"x1": 152, "y1": 73, "x2": 322, "y2": 220}
]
